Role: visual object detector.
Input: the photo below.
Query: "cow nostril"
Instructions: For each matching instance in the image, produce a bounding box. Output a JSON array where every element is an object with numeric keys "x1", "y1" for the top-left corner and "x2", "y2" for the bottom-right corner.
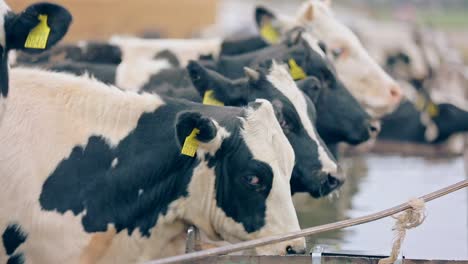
[
  {"x1": 368, "y1": 120, "x2": 381, "y2": 135},
  {"x1": 327, "y1": 174, "x2": 340, "y2": 189},
  {"x1": 390, "y1": 85, "x2": 402, "y2": 102},
  {"x1": 286, "y1": 245, "x2": 296, "y2": 255}
]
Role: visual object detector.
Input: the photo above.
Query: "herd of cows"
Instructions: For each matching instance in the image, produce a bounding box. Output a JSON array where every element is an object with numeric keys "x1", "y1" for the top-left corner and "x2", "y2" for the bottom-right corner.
[{"x1": 0, "y1": 0, "x2": 467, "y2": 263}]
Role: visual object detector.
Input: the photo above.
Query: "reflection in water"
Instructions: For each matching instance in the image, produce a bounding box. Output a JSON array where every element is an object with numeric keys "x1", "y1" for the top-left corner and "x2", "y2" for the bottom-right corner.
[{"x1": 295, "y1": 154, "x2": 468, "y2": 259}]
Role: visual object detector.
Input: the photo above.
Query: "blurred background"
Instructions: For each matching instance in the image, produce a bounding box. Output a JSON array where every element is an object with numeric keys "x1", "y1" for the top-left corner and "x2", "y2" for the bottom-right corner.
[
  {"x1": 9, "y1": 0, "x2": 468, "y2": 63},
  {"x1": 10, "y1": 0, "x2": 468, "y2": 260}
]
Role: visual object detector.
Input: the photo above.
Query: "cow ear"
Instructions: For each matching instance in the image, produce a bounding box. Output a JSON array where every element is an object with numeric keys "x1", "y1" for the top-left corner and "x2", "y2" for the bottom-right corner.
[
  {"x1": 188, "y1": 60, "x2": 248, "y2": 105},
  {"x1": 5, "y1": 3, "x2": 72, "y2": 53},
  {"x1": 298, "y1": 3, "x2": 315, "y2": 22},
  {"x1": 175, "y1": 112, "x2": 219, "y2": 156},
  {"x1": 255, "y1": 6, "x2": 281, "y2": 44},
  {"x1": 187, "y1": 60, "x2": 212, "y2": 93},
  {"x1": 297, "y1": 76, "x2": 322, "y2": 103}
]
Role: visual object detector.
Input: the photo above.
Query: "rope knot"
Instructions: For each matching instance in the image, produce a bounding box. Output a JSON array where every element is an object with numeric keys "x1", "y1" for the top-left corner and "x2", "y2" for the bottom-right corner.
[{"x1": 378, "y1": 198, "x2": 426, "y2": 264}]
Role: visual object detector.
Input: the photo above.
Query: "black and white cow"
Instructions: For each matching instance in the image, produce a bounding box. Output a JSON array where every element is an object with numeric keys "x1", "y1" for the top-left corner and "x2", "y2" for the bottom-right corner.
[
  {"x1": 0, "y1": 1, "x2": 71, "y2": 98},
  {"x1": 188, "y1": 60, "x2": 344, "y2": 197},
  {"x1": 379, "y1": 99, "x2": 468, "y2": 144},
  {"x1": 0, "y1": 66, "x2": 306, "y2": 262},
  {"x1": 254, "y1": 0, "x2": 403, "y2": 118}
]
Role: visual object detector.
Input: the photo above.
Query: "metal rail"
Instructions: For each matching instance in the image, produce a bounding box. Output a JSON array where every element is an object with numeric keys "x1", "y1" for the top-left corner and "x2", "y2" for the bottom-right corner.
[{"x1": 146, "y1": 180, "x2": 468, "y2": 264}]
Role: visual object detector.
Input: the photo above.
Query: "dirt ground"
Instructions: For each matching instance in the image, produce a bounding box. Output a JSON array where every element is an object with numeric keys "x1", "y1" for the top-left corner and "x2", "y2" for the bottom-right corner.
[{"x1": 9, "y1": 0, "x2": 218, "y2": 42}]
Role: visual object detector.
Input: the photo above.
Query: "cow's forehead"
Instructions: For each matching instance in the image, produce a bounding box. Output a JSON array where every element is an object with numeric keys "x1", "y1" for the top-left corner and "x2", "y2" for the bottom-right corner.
[
  {"x1": 240, "y1": 99, "x2": 295, "y2": 179},
  {"x1": 0, "y1": 1, "x2": 9, "y2": 48}
]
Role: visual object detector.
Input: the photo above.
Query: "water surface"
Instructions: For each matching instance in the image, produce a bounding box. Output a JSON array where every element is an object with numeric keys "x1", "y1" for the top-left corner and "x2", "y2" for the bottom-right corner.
[{"x1": 295, "y1": 154, "x2": 468, "y2": 260}]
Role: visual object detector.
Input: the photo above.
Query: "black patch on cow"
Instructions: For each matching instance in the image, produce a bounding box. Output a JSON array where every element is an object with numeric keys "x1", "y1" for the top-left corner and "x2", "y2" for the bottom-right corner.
[
  {"x1": 48, "y1": 61, "x2": 117, "y2": 85},
  {"x1": 141, "y1": 68, "x2": 196, "y2": 98},
  {"x1": 211, "y1": 146, "x2": 272, "y2": 233},
  {"x1": 220, "y1": 36, "x2": 269, "y2": 56},
  {"x1": 81, "y1": 43, "x2": 122, "y2": 64},
  {"x1": 7, "y1": 254, "x2": 25, "y2": 264},
  {"x1": 0, "y1": 46, "x2": 9, "y2": 97},
  {"x1": 39, "y1": 99, "x2": 272, "y2": 236},
  {"x1": 2, "y1": 224, "x2": 27, "y2": 255},
  {"x1": 154, "y1": 50, "x2": 180, "y2": 67}
]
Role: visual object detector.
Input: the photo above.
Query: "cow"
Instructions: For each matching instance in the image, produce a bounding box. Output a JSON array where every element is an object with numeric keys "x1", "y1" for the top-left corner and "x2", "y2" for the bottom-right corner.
[
  {"x1": 379, "y1": 98, "x2": 468, "y2": 144},
  {"x1": 0, "y1": 1, "x2": 71, "y2": 111},
  {"x1": 0, "y1": 65, "x2": 306, "y2": 262},
  {"x1": 254, "y1": 0, "x2": 403, "y2": 118}
]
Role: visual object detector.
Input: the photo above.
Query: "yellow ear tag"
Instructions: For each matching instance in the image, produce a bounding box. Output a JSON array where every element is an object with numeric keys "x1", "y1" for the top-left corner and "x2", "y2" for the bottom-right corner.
[
  {"x1": 260, "y1": 23, "x2": 280, "y2": 44},
  {"x1": 288, "y1": 59, "x2": 307, "y2": 81},
  {"x1": 427, "y1": 102, "x2": 439, "y2": 118},
  {"x1": 203, "y1": 90, "x2": 224, "y2": 106},
  {"x1": 181, "y1": 128, "x2": 200, "y2": 157},
  {"x1": 24, "y1": 14, "x2": 51, "y2": 49}
]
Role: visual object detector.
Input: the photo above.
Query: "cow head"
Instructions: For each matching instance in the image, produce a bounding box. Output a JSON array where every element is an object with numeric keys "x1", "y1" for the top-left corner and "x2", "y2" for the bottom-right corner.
[
  {"x1": 0, "y1": 1, "x2": 71, "y2": 97},
  {"x1": 188, "y1": 60, "x2": 345, "y2": 198},
  {"x1": 177, "y1": 100, "x2": 305, "y2": 255},
  {"x1": 432, "y1": 104, "x2": 468, "y2": 143},
  {"x1": 254, "y1": 0, "x2": 403, "y2": 118},
  {"x1": 257, "y1": 36, "x2": 378, "y2": 145},
  {"x1": 297, "y1": 76, "x2": 379, "y2": 145}
]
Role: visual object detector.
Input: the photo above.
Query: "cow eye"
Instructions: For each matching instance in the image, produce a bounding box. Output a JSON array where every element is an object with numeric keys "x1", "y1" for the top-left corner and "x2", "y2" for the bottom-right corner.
[
  {"x1": 331, "y1": 47, "x2": 345, "y2": 59},
  {"x1": 242, "y1": 175, "x2": 263, "y2": 190},
  {"x1": 279, "y1": 119, "x2": 289, "y2": 130}
]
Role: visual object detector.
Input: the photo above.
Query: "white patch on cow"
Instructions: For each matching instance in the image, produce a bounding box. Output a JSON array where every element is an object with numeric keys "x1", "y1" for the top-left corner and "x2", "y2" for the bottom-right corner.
[
  {"x1": 77, "y1": 40, "x2": 88, "y2": 49},
  {"x1": 111, "y1": 158, "x2": 118, "y2": 168},
  {"x1": 138, "y1": 189, "x2": 143, "y2": 196},
  {"x1": 7, "y1": 49, "x2": 16, "y2": 65},
  {"x1": 266, "y1": 62, "x2": 338, "y2": 175},
  {"x1": 110, "y1": 36, "x2": 223, "y2": 67},
  {"x1": 0, "y1": 97, "x2": 5, "y2": 121},
  {"x1": 115, "y1": 58, "x2": 172, "y2": 92},
  {"x1": 420, "y1": 113, "x2": 439, "y2": 142},
  {"x1": 0, "y1": 1, "x2": 10, "y2": 48}
]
